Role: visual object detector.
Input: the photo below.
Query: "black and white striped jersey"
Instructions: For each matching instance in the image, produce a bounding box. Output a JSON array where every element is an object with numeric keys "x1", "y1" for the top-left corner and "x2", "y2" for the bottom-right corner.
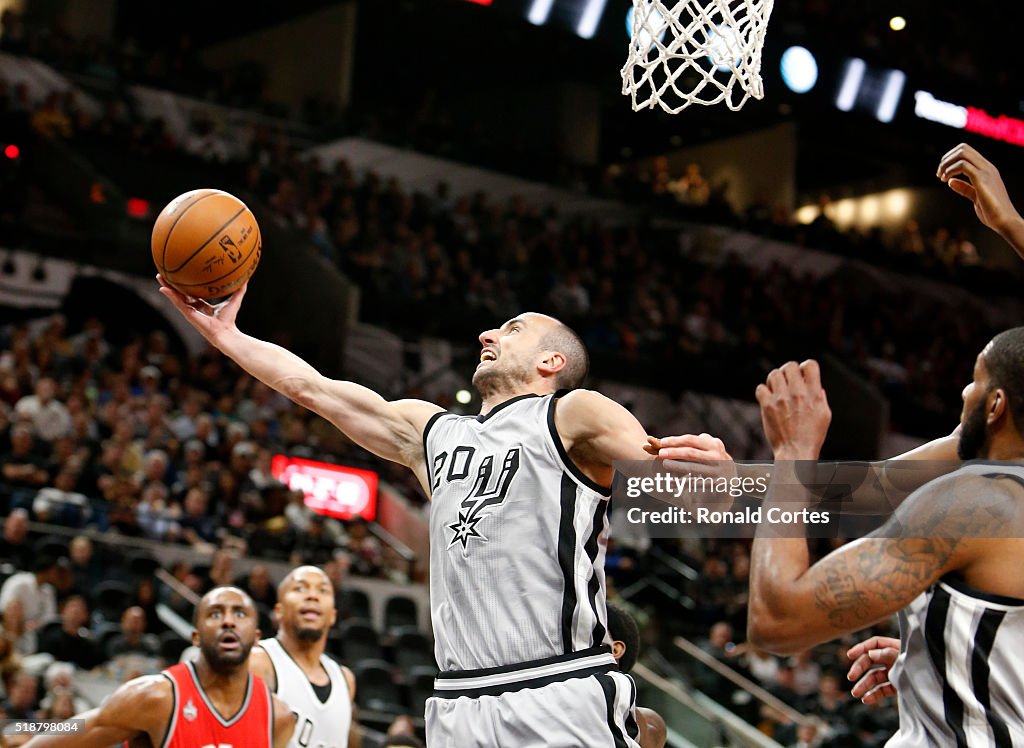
[
  {"x1": 423, "y1": 393, "x2": 612, "y2": 672},
  {"x1": 888, "y1": 574, "x2": 1024, "y2": 746}
]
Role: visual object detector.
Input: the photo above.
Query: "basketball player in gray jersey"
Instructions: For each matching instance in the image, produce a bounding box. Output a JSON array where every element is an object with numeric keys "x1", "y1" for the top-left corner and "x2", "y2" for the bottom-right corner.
[
  {"x1": 158, "y1": 278, "x2": 730, "y2": 747},
  {"x1": 746, "y1": 329, "x2": 1024, "y2": 747},
  {"x1": 249, "y1": 566, "x2": 360, "y2": 748}
]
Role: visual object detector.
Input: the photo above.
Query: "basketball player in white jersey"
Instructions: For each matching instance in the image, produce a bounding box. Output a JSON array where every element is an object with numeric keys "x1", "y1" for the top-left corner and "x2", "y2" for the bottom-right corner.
[
  {"x1": 249, "y1": 566, "x2": 361, "y2": 748},
  {"x1": 746, "y1": 330, "x2": 1024, "y2": 746},
  {"x1": 158, "y1": 276, "x2": 730, "y2": 746}
]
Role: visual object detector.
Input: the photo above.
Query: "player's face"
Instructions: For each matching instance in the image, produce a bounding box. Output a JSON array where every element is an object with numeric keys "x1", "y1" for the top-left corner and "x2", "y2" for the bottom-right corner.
[
  {"x1": 194, "y1": 588, "x2": 259, "y2": 672},
  {"x1": 958, "y1": 353, "x2": 992, "y2": 461},
  {"x1": 276, "y1": 567, "x2": 337, "y2": 642},
  {"x1": 473, "y1": 314, "x2": 552, "y2": 395}
]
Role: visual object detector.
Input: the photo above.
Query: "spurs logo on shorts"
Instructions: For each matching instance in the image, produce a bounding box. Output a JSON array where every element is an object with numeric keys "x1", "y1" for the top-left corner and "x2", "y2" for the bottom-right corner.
[{"x1": 432, "y1": 446, "x2": 522, "y2": 550}]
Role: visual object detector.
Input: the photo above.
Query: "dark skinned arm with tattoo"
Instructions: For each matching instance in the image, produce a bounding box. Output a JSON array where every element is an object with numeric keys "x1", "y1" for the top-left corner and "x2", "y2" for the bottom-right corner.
[{"x1": 747, "y1": 360, "x2": 1023, "y2": 655}]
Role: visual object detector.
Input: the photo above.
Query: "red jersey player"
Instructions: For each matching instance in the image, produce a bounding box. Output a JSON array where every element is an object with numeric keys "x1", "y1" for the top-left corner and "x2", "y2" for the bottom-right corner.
[{"x1": 24, "y1": 586, "x2": 295, "y2": 748}]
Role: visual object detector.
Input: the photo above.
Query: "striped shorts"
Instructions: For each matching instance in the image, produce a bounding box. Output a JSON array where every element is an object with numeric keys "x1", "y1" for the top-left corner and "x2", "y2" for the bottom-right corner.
[{"x1": 426, "y1": 646, "x2": 641, "y2": 748}]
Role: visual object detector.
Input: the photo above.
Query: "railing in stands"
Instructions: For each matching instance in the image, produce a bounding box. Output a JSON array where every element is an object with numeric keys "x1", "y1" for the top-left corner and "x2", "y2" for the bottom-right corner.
[
  {"x1": 632, "y1": 658, "x2": 784, "y2": 748},
  {"x1": 618, "y1": 545, "x2": 698, "y2": 611},
  {"x1": 673, "y1": 634, "x2": 813, "y2": 739}
]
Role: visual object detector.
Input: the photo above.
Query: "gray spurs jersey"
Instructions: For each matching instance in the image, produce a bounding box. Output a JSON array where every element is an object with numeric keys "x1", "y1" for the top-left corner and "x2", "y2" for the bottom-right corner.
[
  {"x1": 424, "y1": 393, "x2": 612, "y2": 672},
  {"x1": 888, "y1": 466, "x2": 1024, "y2": 747}
]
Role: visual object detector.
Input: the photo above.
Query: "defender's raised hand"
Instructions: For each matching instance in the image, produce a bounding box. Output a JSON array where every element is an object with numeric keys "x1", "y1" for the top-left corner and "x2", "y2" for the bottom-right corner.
[
  {"x1": 937, "y1": 143, "x2": 1024, "y2": 257},
  {"x1": 755, "y1": 360, "x2": 831, "y2": 461}
]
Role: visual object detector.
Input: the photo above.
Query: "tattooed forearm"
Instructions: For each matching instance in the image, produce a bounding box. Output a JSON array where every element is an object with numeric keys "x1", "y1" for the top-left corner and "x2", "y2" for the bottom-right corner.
[
  {"x1": 813, "y1": 537, "x2": 960, "y2": 628},
  {"x1": 810, "y1": 481, "x2": 1013, "y2": 631}
]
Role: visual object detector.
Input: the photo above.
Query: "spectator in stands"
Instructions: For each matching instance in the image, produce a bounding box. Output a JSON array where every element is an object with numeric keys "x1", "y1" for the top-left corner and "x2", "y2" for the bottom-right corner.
[
  {"x1": 0, "y1": 508, "x2": 33, "y2": 569},
  {"x1": 67, "y1": 535, "x2": 103, "y2": 597},
  {"x1": 695, "y1": 621, "x2": 742, "y2": 705},
  {"x1": 131, "y1": 578, "x2": 163, "y2": 634},
  {"x1": 742, "y1": 645, "x2": 780, "y2": 687},
  {"x1": 809, "y1": 672, "x2": 851, "y2": 731},
  {"x1": 176, "y1": 486, "x2": 217, "y2": 547},
  {"x1": 346, "y1": 516, "x2": 382, "y2": 577},
  {"x1": 1, "y1": 598, "x2": 33, "y2": 657},
  {"x1": 323, "y1": 554, "x2": 357, "y2": 622},
  {"x1": 14, "y1": 377, "x2": 70, "y2": 442},
  {"x1": 2, "y1": 671, "x2": 39, "y2": 721},
  {"x1": 0, "y1": 554, "x2": 67, "y2": 633},
  {"x1": 766, "y1": 663, "x2": 805, "y2": 711},
  {"x1": 0, "y1": 623, "x2": 21, "y2": 690},
  {"x1": 290, "y1": 514, "x2": 341, "y2": 566},
  {"x1": 238, "y1": 564, "x2": 276, "y2": 609},
  {"x1": 790, "y1": 649, "x2": 823, "y2": 698},
  {"x1": 201, "y1": 549, "x2": 235, "y2": 592},
  {"x1": 104, "y1": 606, "x2": 159, "y2": 661},
  {"x1": 32, "y1": 468, "x2": 89, "y2": 527},
  {"x1": 38, "y1": 594, "x2": 104, "y2": 670},
  {"x1": 40, "y1": 687, "x2": 76, "y2": 720},
  {"x1": 1, "y1": 425, "x2": 50, "y2": 494}
]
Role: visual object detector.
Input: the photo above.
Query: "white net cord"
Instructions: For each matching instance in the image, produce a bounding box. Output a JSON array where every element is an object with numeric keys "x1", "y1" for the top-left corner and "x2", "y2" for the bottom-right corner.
[{"x1": 622, "y1": 0, "x2": 775, "y2": 113}]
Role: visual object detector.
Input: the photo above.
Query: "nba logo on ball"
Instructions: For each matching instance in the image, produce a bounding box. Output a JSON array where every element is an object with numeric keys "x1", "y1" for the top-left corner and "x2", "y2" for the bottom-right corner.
[{"x1": 152, "y1": 189, "x2": 262, "y2": 300}]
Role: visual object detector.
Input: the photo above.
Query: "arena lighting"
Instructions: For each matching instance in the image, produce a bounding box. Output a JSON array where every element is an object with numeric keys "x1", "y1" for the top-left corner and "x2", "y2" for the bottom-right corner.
[
  {"x1": 455, "y1": 389, "x2": 472, "y2": 404},
  {"x1": 889, "y1": 16, "x2": 906, "y2": 31},
  {"x1": 914, "y1": 90, "x2": 1024, "y2": 148},
  {"x1": 835, "y1": 58, "x2": 866, "y2": 112},
  {"x1": 780, "y1": 46, "x2": 818, "y2": 94},
  {"x1": 626, "y1": 6, "x2": 668, "y2": 47},
  {"x1": 270, "y1": 455, "x2": 379, "y2": 521},
  {"x1": 3, "y1": 144, "x2": 18, "y2": 159},
  {"x1": 576, "y1": 0, "x2": 609, "y2": 39},
  {"x1": 875, "y1": 69, "x2": 906, "y2": 123},
  {"x1": 527, "y1": 0, "x2": 555, "y2": 25}
]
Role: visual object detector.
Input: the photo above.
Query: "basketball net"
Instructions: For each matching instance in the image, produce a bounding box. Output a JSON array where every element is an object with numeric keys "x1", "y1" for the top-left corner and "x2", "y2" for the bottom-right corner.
[{"x1": 621, "y1": 0, "x2": 774, "y2": 113}]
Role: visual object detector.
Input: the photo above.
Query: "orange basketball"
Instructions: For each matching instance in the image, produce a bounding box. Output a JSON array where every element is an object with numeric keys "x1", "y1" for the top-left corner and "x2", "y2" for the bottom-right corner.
[{"x1": 151, "y1": 189, "x2": 261, "y2": 300}]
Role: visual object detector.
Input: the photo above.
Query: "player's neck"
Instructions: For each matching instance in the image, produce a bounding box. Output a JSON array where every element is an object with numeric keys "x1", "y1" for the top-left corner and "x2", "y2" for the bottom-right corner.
[
  {"x1": 479, "y1": 385, "x2": 552, "y2": 415},
  {"x1": 982, "y1": 433, "x2": 1024, "y2": 461},
  {"x1": 194, "y1": 659, "x2": 249, "y2": 701},
  {"x1": 278, "y1": 631, "x2": 324, "y2": 669}
]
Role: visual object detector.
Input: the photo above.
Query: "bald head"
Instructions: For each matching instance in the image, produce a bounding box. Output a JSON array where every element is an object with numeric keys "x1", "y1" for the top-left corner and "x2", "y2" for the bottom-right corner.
[
  {"x1": 275, "y1": 565, "x2": 336, "y2": 641},
  {"x1": 277, "y1": 565, "x2": 329, "y2": 598},
  {"x1": 193, "y1": 586, "x2": 259, "y2": 672}
]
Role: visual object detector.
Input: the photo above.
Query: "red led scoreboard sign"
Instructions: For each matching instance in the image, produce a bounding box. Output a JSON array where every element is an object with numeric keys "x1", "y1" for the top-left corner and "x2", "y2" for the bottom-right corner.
[{"x1": 271, "y1": 455, "x2": 379, "y2": 521}]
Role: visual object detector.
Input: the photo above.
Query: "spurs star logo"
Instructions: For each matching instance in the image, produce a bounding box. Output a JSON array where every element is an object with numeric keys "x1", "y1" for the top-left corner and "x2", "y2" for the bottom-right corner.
[
  {"x1": 434, "y1": 447, "x2": 521, "y2": 550},
  {"x1": 448, "y1": 511, "x2": 487, "y2": 548}
]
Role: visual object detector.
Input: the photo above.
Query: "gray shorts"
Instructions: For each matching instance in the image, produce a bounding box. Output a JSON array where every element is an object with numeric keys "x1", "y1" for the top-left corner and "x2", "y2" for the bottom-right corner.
[{"x1": 426, "y1": 647, "x2": 640, "y2": 748}]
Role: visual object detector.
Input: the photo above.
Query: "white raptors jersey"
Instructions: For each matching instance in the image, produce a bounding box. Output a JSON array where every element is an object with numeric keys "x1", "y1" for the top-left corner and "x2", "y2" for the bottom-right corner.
[
  {"x1": 424, "y1": 393, "x2": 613, "y2": 671},
  {"x1": 260, "y1": 637, "x2": 352, "y2": 748}
]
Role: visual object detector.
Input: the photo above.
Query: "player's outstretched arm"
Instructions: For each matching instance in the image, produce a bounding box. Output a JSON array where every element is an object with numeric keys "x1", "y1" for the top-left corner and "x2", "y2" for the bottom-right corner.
[
  {"x1": 271, "y1": 696, "x2": 297, "y2": 748},
  {"x1": 555, "y1": 390, "x2": 731, "y2": 483},
  {"x1": 938, "y1": 143, "x2": 1024, "y2": 259},
  {"x1": 846, "y1": 635, "x2": 900, "y2": 705},
  {"x1": 23, "y1": 675, "x2": 171, "y2": 747},
  {"x1": 158, "y1": 277, "x2": 441, "y2": 471},
  {"x1": 746, "y1": 361, "x2": 1007, "y2": 654}
]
